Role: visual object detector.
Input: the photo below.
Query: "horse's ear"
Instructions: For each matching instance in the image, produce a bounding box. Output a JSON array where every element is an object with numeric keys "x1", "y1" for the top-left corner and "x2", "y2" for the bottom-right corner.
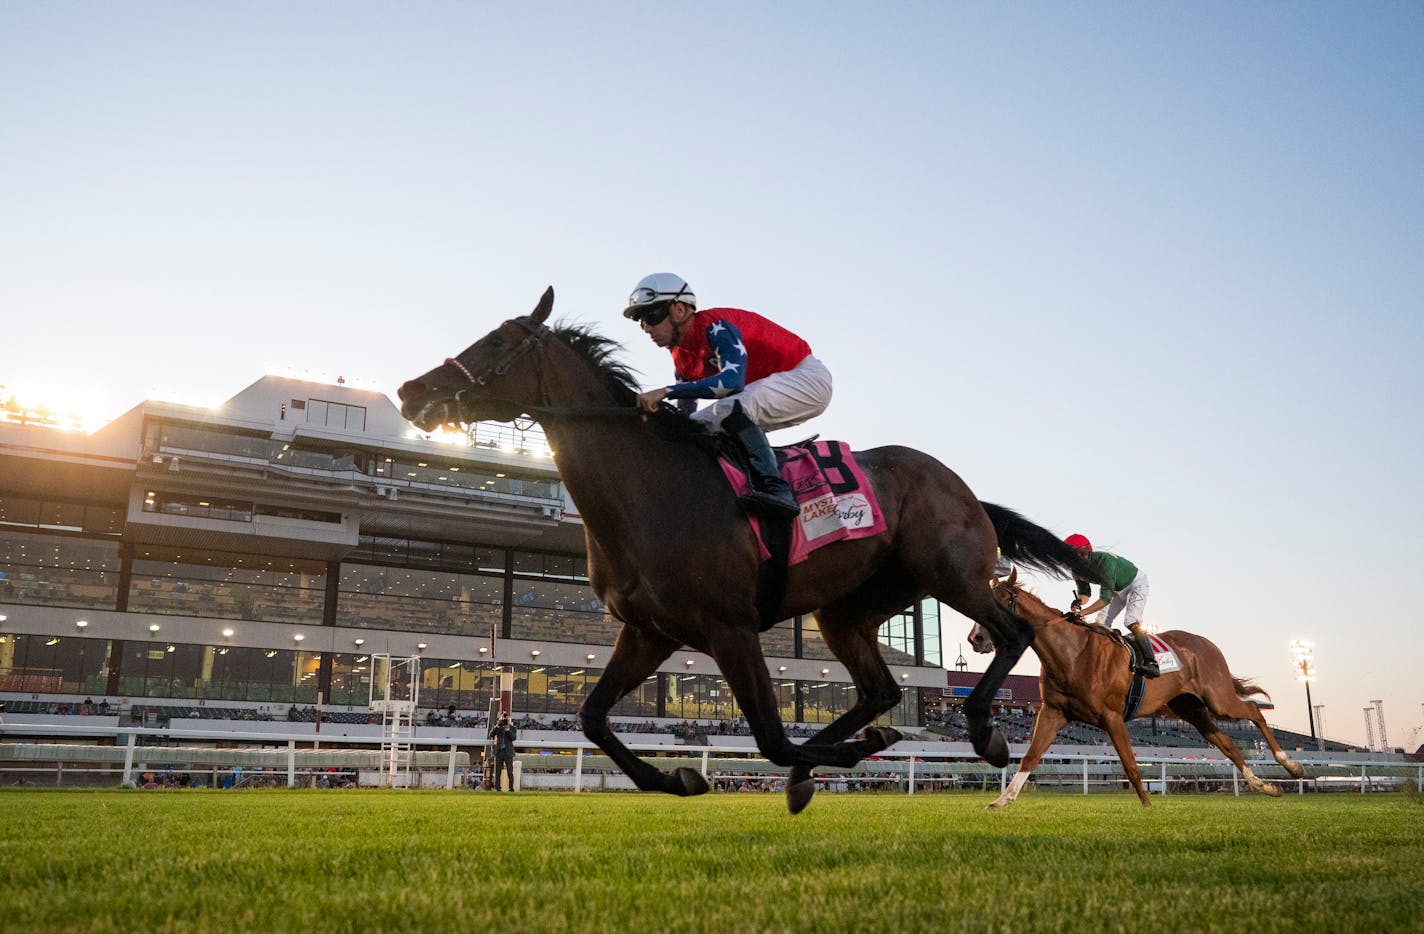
[
  {"x1": 531, "y1": 286, "x2": 554, "y2": 325},
  {"x1": 1006, "y1": 567, "x2": 1018, "y2": 587}
]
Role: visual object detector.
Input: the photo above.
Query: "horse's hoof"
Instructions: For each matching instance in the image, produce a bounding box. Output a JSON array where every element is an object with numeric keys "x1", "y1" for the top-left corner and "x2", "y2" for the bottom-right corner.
[
  {"x1": 976, "y1": 730, "x2": 1010, "y2": 768},
  {"x1": 986, "y1": 797, "x2": 1010, "y2": 811},
  {"x1": 1278, "y1": 756, "x2": 1305, "y2": 780},
  {"x1": 670, "y1": 767, "x2": 709, "y2": 797},
  {"x1": 865, "y1": 726, "x2": 903, "y2": 751},
  {"x1": 787, "y1": 779, "x2": 816, "y2": 815},
  {"x1": 1262, "y1": 782, "x2": 1284, "y2": 798}
]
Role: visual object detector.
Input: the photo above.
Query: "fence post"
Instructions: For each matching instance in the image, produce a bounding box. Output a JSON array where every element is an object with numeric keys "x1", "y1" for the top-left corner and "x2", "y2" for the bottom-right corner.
[
  {"x1": 446, "y1": 744, "x2": 457, "y2": 790},
  {"x1": 1360, "y1": 764, "x2": 1367, "y2": 794},
  {"x1": 701, "y1": 749, "x2": 709, "y2": 779},
  {"x1": 1082, "y1": 758, "x2": 1089, "y2": 795},
  {"x1": 1160, "y1": 761, "x2": 1167, "y2": 796},
  {"x1": 574, "y1": 746, "x2": 583, "y2": 793},
  {"x1": 122, "y1": 732, "x2": 136, "y2": 785},
  {"x1": 287, "y1": 739, "x2": 296, "y2": 788},
  {"x1": 1233, "y1": 765, "x2": 1239, "y2": 796},
  {"x1": 907, "y1": 756, "x2": 915, "y2": 796}
]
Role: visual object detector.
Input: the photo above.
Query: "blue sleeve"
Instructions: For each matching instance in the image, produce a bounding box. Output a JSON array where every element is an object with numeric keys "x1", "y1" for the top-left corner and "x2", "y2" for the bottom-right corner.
[{"x1": 665, "y1": 320, "x2": 748, "y2": 400}]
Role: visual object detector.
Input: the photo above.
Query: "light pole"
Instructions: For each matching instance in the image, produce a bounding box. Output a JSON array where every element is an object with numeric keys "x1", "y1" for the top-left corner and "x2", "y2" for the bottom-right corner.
[
  {"x1": 1371, "y1": 699, "x2": 1388, "y2": 750},
  {"x1": 1312, "y1": 704, "x2": 1326, "y2": 751},
  {"x1": 1289, "y1": 640, "x2": 1316, "y2": 741}
]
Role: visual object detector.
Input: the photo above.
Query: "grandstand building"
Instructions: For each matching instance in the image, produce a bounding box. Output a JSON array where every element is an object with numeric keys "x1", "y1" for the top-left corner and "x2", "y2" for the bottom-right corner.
[{"x1": 0, "y1": 375, "x2": 947, "y2": 728}]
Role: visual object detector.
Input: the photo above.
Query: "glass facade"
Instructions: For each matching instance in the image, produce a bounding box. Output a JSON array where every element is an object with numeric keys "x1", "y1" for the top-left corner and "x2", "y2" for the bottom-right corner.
[
  {"x1": 128, "y1": 547, "x2": 327, "y2": 625},
  {"x1": 0, "y1": 452, "x2": 939, "y2": 729},
  {"x1": 0, "y1": 530, "x2": 120, "y2": 610},
  {"x1": 338, "y1": 565, "x2": 504, "y2": 637},
  {"x1": 0, "y1": 633, "x2": 112, "y2": 694}
]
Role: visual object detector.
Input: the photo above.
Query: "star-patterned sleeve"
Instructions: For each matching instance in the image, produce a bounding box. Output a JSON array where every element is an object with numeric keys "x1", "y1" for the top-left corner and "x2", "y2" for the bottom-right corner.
[{"x1": 664, "y1": 319, "x2": 748, "y2": 400}]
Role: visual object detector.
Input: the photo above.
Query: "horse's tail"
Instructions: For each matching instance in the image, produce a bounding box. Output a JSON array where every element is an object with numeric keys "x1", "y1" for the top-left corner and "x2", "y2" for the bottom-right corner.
[
  {"x1": 1232, "y1": 677, "x2": 1271, "y2": 703},
  {"x1": 981, "y1": 502, "x2": 1105, "y2": 584}
]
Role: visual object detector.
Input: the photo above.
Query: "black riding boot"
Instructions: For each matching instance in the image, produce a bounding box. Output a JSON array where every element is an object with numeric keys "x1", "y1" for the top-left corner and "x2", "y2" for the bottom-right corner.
[
  {"x1": 1128, "y1": 625, "x2": 1161, "y2": 678},
  {"x1": 721, "y1": 404, "x2": 800, "y2": 520}
]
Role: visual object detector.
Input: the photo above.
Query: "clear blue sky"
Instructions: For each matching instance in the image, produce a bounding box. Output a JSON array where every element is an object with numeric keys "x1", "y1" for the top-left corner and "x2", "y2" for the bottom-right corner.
[{"x1": 3, "y1": 3, "x2": 1421, "y2": 750}]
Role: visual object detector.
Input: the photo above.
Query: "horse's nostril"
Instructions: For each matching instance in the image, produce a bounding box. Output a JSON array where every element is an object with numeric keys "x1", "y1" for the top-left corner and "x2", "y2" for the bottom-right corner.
[{"x1": 397, "y1": 380, "x2": 425, "y2": 402}]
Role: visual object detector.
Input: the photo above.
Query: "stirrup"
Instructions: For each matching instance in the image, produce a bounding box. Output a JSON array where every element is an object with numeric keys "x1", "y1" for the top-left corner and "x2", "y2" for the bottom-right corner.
[{"x1": 737, "y1": 490, "x2": 800, "y2": 520}]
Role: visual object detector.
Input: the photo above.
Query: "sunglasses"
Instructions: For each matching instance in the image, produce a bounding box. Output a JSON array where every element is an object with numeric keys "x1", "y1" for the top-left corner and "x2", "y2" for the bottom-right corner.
[{"x1": 626, "y1": 301, "x2": 672, "y2": 326}]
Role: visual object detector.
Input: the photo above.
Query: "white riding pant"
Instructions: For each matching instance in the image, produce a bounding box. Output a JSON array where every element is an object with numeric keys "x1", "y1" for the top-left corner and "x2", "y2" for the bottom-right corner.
[
  {"x1": 690, "y1": 354, "x2": 832, "y2": 433},
  {"x1": 1096, "y1": 570, "x2": 1150, "y2": 630}
]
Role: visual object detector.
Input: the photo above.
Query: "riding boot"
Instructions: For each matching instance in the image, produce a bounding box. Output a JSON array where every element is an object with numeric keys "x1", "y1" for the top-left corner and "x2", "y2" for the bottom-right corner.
[
  {"x1": 1127, "y1": 624, "x2": 1161, "y2": 678},
  {"x1": 720, "y1": 404, "x2": 800, "y2": 520}
]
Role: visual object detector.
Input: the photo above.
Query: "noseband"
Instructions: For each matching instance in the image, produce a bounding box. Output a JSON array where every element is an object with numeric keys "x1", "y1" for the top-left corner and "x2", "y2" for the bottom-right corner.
[{"x1": 445, "y1": 318, "x2": 551, "y2": 412}]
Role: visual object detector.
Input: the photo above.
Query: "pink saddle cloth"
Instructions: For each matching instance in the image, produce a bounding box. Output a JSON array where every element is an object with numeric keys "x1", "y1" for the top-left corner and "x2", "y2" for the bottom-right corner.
[{"x1": 719, "y1": 440, "x2": 888, "y2": 565}]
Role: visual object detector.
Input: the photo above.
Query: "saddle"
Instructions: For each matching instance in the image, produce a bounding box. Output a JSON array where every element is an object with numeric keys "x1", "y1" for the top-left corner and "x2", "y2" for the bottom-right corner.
[{"x1": 1068, "y1": 620, "x2": 1157, "y2": 720}]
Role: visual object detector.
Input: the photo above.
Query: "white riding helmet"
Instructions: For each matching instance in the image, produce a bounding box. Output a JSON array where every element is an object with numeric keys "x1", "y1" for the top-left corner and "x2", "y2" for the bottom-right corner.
[{"x1": 623, "y1": 272, "x2": 696, "y2": 319}]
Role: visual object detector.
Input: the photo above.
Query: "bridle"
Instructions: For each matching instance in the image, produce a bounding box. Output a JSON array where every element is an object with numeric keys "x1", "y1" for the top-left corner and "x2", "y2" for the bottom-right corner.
[
  {"x1": 445, "y1": 317, "x2": 551, "y2": 413},
  {"x1": 447, "y1": 317, "x2": 549, "y2": 388},
  {"x1": 435, "y1": 316, "x2": 663, "y2": 422}
]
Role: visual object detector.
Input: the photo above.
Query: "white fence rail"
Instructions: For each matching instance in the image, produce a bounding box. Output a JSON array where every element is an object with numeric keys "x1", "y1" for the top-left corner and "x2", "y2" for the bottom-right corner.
[{"x1": 1, "y1": 722, "x2": 1419, "y2": 794}]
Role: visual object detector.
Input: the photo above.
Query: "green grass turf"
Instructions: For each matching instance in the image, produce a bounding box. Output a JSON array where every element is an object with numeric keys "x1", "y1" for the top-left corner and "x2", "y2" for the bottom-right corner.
[{"x1": 1, "y1": 789, "x2": 1419, "y2": 932}]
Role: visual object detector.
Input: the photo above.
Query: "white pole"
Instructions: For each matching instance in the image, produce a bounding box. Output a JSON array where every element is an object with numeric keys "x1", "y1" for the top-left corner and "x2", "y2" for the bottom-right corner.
[
  {"x1": 1082, "y1": 758, "x2": 1089, "y2": 795},
  {"x1": 1233, "y1": 765, "x2": 1239, "y2": 796},
  {"x1": 122, "y1": 732, "x2": 136, "y2": 785},
  {"x1": 574, "y1": 746, "x2": 583, "y2": 793},
  {"x1": 1160, "y1": 761, "x2": 1167, "y2": 796},
  {"x1": 1360, "y1": 764, "x2": 1367, "y2": 794},
  {"x1": 701, "y1": 749, "x2": 709, "y2": 778},
  {"x1": 287, "y1": 739, "x2": 296, "y2": 788},
  {"x1": 907, "y1": 756, "x2": 915, "y2": 796},
  {"x1": 446, "y1": 744, "x2": 457, "y2": 790}
]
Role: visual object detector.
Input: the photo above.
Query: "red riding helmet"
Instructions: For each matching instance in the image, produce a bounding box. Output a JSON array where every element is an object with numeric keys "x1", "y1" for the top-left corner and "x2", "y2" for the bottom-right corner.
[{"x1": 1064, "y1": 533, "x2": 1092, "y2": 552}]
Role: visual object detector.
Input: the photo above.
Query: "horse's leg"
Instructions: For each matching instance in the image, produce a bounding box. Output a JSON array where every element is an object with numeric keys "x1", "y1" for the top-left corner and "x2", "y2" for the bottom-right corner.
[
  {"x1": 785, "y1": 610, "x2": 906, "y2": 814},
  {"x1": 580, "y1": 624, "x2": 707, "y2": 797},
  {"x1": 955, "y1": 595, "x2": 1032, "y2": 768},
  {"x1": 1100, "y1": 714, "x2": 1151, "y2": 806},
  {"x1": 988, "y1": 704, "x2": 1066, "y2": 811},
  {"x1": 1167, "y1": 696, "x2": 1284, "y2": 797},
  {"x1": 1206, "y1": 692, "x2": 1306, "y2": 780},
  {"x1": 712, "y1": 628, "x2": 889, "y2": 798}
]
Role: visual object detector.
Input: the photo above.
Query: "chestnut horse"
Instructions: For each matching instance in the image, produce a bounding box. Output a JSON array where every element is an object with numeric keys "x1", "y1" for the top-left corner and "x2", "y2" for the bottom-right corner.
[
  {"x1": 969, "y1": 570, "x2": 1306, "y2": 808},
  {"x1": 398, "y1": 288, "x2": 1100, "y2": 813}
]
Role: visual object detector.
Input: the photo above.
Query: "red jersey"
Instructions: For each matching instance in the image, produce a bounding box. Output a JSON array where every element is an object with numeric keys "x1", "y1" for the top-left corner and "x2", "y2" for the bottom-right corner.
[{"x1": 670, "y1": 307, "x2": 812, "y2": 388}]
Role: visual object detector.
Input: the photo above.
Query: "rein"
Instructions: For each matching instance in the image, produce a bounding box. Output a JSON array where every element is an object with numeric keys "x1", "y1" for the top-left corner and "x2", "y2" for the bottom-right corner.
[
  {"x1": 442, "y1": 318, "x2": 677, "y2": 422},
  {"x1": 448, "y1": 318, "x2": 550, "y2": 390}
]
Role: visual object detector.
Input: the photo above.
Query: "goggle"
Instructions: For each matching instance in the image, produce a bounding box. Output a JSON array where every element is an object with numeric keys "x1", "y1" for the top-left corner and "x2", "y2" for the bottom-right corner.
[
  {"x1": 623, "y1": 282, "x2": 691, "y2": 323},
  {"x1": 625, "y1": 300, "x2": 672, "y2": 326}
]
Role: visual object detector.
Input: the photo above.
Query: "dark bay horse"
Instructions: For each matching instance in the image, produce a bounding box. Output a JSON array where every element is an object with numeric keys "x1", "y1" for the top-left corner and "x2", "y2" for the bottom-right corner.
[
  {"x1": 969, "y1": 570, "x2": 1306, "y2": 808},
  {"x1": 398, "y1": 288, "x2": 1100, "y2": 813}
]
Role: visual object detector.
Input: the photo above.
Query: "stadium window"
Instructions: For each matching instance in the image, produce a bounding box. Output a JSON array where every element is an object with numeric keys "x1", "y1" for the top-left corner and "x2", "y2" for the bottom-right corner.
[{"x1": 306, "y1": 399, "x2": 366, "y2": 432}]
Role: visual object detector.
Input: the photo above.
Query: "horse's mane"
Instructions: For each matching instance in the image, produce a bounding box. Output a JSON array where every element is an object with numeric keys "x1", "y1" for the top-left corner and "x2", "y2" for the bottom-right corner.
[
  {"x1": 997, "y1": 581, "x2": 1062, "y2": 618},
  {"x1": 551, "y1": 323, "x2": 641, "y2": 404},
  {"x1": 550, "y1": 322, "x2": 711, "y2": 441}
]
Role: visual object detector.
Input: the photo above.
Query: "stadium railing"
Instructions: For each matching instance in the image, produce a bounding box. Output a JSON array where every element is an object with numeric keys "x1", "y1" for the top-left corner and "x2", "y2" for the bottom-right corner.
[{"x1": 1, "y1": 721, "x2": 1419, "y2": 795}]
